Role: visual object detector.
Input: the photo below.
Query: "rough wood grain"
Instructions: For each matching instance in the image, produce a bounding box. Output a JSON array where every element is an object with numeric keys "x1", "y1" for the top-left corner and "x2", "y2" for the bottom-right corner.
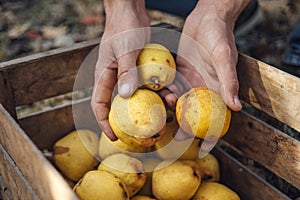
[
  {"x1": 0, "y1": 39, "x2": 99, "y2": 107},
  {"x1": 0, "y1": 72, "x2": 16, "y2": 118},
  {"x1": 237, "y1": 54, "x2": 300, "y2": 132},
  {"x1": 18, "y1": 97, "x2": 100, "y2": 150},
  {"x1": 0, "y1": 104, "x2": 78, "y2": 200},
  {"x1": 0, "y1": 142, "x2": 38, "y2": 200},
  {"x1": 213, "y1": 147, "x2": 291, "y2": 200},
  {"x1": 224, "y1": 111, "x2": 300, "y2": 189},
  {"x1": 18, "y1": 103, "x2": 75, "y2": 150}
]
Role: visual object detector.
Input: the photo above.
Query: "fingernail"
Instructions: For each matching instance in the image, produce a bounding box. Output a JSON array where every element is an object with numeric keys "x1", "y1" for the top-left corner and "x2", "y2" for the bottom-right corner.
[
  {"x1": 198, "y1": 151, "x2": 208, "y2": 159},
  {"x1": 119, "y1": 83, "x2": 131, "y2": 97},
  {"x1": 234, "y1": 95, "x2": 242, "y2": 108}
]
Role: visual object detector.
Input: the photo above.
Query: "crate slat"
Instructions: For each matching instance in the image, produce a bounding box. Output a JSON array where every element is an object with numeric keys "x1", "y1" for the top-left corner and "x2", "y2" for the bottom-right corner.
[
  {"x1": 237, "y1": 54, "x2": 300, "y2": 132},
  {"x1": 0, "y1": 142, "x2": 38, "y2": 200},
  {"x1": 0, "y1": 39, "x2": 99, "y2": 107},
  {"x1": 18, "y1": 103, "x2": 75, "y2": 151},
  {"x1": 18, "y1": 97, "x2": 100, "y2": 150},
  {"x1": 224, "y1": 111, "x2": 300, "y2": 189},
  {"x1": 213, "y1": 147, "x2": 291, "y2": 200},
  {"x1": 0, "y1": 104, "x2": 78, "y2": 200},
  {"x1": 0, "y1": 72, "x2": 16, "y2": 118}
]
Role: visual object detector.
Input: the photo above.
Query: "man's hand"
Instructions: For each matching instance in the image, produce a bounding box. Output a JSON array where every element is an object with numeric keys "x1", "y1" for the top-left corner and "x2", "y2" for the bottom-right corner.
[
  {"x1": 164, "y1": 0, "x2": 251, "y2": 111},
  {"x1": 161, "y1": 0, "x2": 250, "y2": 154},
  {"x1": 91, "y1": 0, "x2": 150, "y2": 140}
]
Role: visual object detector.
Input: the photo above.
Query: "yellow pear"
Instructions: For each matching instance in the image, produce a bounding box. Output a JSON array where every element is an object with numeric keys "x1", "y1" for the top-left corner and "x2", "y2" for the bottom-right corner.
[
  {"x1": 192, "y1": 182, "x2": 240, "y2": 200},
  {"x1": 152, "y1": 160, "x2": 201, "y2": 200},
  {"x1": 176, "y1": 88, "x2": 231, "y2": 141},
  {"x1": 109, "y1": 89, "x2": 166, "y2": 147},
  {"x1": 73, "y1": 170, "x2": 129, "y2": 200},
  {"x1": 137, "y1": 43, "x2": 176, "y2": 90},
  {"x1": 98, "y1": 153, "x2": 147, "y2": 197},
  {"x1": 154, "y1": 110, "x2": 201, "y2": 160},
  {"x1": 98, "y1": 132, "x2": 150, "y2": 160},
  {"x1": 52, "y1": 129, "x2": 99, "y2": 181},
  {"x1": 195, "y1": 153, "x2": 220, "y2": 182}
]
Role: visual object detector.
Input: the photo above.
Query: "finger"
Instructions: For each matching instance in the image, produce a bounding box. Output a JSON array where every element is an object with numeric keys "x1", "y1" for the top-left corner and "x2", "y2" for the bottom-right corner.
[
  {"x1": 96, "y1": 38, "x2": 115, "y2": 80},
  {"x1": 112, "y1": 27, "x2": 148, "y2": 58},
  {"x1": 158, "y1": 88, "x2": 177, "y2": 111},
  {"x1": 212, "y1": 42, "x2": 242, "y2": 111},
  {"x1": 158, "y1": 75, "x2": 187, "y2": 110},
  {"x1": 111, "y1": 28, "x2": 148, "y2": 98},
  {"x1": 92, "y1": 106, "x2": 117, "y2": 141},
  {"x1": 117, "y1": 51, "x2": 139, "y2": 98},
  {"x1": 167, "y1": 79, "x2": 185, "y2": 96},
  {"x1": 92, "y1": 63, "x2": 118, "y2": 141}
]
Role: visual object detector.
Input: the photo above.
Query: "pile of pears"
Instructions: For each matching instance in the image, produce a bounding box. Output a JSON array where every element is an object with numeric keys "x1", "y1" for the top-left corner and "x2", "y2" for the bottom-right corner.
[{"x1": 51, "y1": 43, "x2": 240, "y2": 200}]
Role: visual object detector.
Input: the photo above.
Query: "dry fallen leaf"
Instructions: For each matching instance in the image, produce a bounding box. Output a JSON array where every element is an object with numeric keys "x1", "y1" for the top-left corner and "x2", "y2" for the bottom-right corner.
[
  {"x1": 41, "y1": 26, "x2": 68, "y2": 39},
  {"x1": 8, "y1": 22, "x2": 31, "y2": 39}
]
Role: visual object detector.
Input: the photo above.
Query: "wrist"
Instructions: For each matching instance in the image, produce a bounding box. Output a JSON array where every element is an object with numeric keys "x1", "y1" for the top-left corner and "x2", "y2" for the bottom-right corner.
[
  {"x1": 194, "y1": 0, "x2": 251, "y2": 23},
  {"x1": 103, "y1": 0, "x2": 147, "y2": 17}
]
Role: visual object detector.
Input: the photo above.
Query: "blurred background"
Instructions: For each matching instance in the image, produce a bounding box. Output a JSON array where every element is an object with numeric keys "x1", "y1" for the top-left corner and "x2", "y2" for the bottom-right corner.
[{"x1": 0, "y1": 0, "x2": 300, "y2": 68}]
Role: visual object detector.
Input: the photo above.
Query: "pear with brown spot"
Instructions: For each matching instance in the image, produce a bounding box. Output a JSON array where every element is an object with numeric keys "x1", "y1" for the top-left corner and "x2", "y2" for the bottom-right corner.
[
  {"x1": 73, "y1": 170, "x2": 129, "y2": 200},
  {"x1": 176, "y1": 88, "x2": 231, "y2": 141},
  {"x1": 98, "y1": 153, "x2": 147, "y2": 197},
  {"x1": 137, "y1": 43, "x2": 176, "y2": 91},
  {"x1": 52, "y1": 129, "x2": 99, "y2": 181},
  {"x1": 195, "y1": 153, "x2": 220, "y2": 182},
  {"x1": 109, "y1": 89, "x2": 167, "y2": 147}
]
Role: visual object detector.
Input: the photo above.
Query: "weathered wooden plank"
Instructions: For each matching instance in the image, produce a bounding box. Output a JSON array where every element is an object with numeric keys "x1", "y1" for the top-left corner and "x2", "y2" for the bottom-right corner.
[
  {"x1": 0, "y1": 142, "x2": 38, "y2": 200},
  {"x1": 5, "y1": 49, "x2": 297, "y2": 128},
  {"x1": 0, "y1": 39, "x2": 99, "y2": 107},
  {"x1": 0, "y1": 72, "x2": 16, "y2": 118},
  {"x1": 237, "y1": 54, "x2": 300, "y2": 132},
  {"x1": 18, "y1": 102, "x2": 75, "y2": 151},
  {"x1": 213, "y1": 146, "x2": 291, "y2": 200},
  {"x1": 18, "y1": 97, "x2": 100, "y2": 150},
  {"x1": 223, "y1": 110, "x2": 300, "y2": 189},
  {"x1": 0, "y1": 104, "x2": 78, "y2": 200}
]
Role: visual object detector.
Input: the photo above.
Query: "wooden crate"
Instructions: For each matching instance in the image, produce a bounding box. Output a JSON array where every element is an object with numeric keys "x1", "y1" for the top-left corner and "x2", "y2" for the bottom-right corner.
[{"x1": 0, "y1": 23, "x2": 299, "y2": 199}]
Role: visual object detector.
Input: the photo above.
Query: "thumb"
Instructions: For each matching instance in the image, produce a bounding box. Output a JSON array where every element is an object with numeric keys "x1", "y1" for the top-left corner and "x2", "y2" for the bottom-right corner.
[
  {"x1": 117, "y1": 51, "x2": 139, "y2": 98},
  {"x1": 212, "y1": 42, "x2": 242, "y2": 111},
  {"x1": 217, "y1": 62, "x2": 242, "y2": 112}
]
